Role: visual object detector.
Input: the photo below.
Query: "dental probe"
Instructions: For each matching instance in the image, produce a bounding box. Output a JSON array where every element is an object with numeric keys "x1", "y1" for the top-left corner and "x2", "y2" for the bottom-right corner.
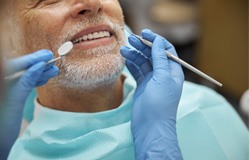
[
  {"x1": 125, "y1": 29, "x2": 223, "y2": 87},
  {"x1": 5, "y1": 41, "x2": 73, "y2": 81}
]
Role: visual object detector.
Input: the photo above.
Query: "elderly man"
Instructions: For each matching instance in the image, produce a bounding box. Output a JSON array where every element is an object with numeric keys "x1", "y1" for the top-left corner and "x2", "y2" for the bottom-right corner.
[
  {"x1": 5, "y1": 0, "x2": 249, "y2": 160},
  {"x1": 6, "y1": 0, "x2": 184, "y2": 159}
]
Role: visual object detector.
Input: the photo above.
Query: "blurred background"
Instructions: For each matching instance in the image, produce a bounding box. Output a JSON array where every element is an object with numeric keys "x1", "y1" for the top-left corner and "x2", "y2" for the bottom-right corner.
[{"x1": 119, "y1": 0, "x2": 248, "y2": 126}]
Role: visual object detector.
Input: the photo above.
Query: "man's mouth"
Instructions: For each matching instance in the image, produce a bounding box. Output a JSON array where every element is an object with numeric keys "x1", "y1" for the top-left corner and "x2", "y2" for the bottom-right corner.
[
  {"x1": 72, "y1": 31, "x2": 111, "y2": 44},
  {"x1": 70, "y1": 25, "x2": 115, "y2": 50}
]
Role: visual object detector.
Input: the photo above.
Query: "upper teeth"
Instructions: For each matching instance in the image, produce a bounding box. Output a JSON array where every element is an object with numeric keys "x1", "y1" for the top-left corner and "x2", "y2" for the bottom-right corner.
[{"x1": 73, "y1": 31, "x2": 111, "y2": 44}]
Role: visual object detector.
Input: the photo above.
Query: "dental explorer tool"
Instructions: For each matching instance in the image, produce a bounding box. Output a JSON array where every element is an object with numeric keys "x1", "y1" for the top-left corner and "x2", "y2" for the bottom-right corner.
[
  {"x1": 125, "y1": 29, "x2": 223, "y2": 87},
  {"x1": 5, "y1": 41, "x2": 74, "y2": 81}
]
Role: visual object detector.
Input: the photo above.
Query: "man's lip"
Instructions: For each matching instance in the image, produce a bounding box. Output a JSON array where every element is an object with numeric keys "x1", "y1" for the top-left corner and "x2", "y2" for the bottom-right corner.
[
  {"x1": 71, "y1": 25, "x2": 114, "y2": 43},
  {"x1": 73, "y1": 36, "x2": 115, "y2": 50}
]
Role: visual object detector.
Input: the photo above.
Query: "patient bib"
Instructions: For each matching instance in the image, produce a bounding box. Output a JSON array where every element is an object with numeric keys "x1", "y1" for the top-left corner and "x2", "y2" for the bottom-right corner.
[
  {"x1": 8, "y1": 75, "x2": 136, "y2": 160},
  {"x1": 9, "y1": 79, "x2": 249, "y2": 160}
]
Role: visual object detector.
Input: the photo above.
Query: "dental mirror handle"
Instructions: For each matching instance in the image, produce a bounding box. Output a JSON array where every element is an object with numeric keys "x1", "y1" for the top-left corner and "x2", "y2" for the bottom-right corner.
[
  {"x1": 46, "y1": 56, "x2": 62, "y2": 65},
  {"x1": 4, "y1": 56, "x2": 62, "y2": 81}
]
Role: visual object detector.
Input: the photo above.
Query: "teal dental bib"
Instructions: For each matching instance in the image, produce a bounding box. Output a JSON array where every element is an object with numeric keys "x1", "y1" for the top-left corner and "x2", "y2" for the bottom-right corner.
[
  {"x1": 8, "y1": 75, "x2": 136, "y2": 160},
  {"x1": 9, "y1": 80, "x2": 249, "y2": 159}
]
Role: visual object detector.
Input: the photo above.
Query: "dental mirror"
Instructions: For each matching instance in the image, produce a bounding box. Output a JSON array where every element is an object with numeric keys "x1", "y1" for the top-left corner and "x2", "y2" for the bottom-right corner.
[{"x1": 5, "y1": 41, "x2": 74, "y2": 81}]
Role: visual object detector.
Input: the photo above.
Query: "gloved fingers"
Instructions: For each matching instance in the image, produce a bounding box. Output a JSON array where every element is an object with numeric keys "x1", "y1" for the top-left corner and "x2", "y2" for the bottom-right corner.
[
  {"x1": 128, "y1": 35, "x2": 152, "y2": 59},
  {"x1": 170, "y1": 61, "x2": 184, "y2": 87},
  {"x1": 125, "y1": 60, "x2": 144, "y2": 84},
  {"x1": 161, "y1": 39, "x2": 185, "y2": 84},
  {"x1": 121, "y1": 46, "x2": 152, "y2": 76},
  {"x1": 167, "y1": 50, "x2": 185, "y2": 85},
  {"x1": 145, "y1": 30, "x2": 184, "y2": 82},
  {"x1": 7, "y1": 50, "x2": 54, "y2": 74},
  {"x1": 11, "y1": 62, "x2": 46, "y2": 97},
  {"x1": 36, "y1": 66, "x2": 59, "y2": 87},
  {"x1": 139, "y1": 61, "x2": 153, "y2": 76},
  {"x1": 44, "y1": 61, "x2": 56, "y2": 71},
  {"x1": 151, "y1": 36, "x2": 171, "y2": 79},
  {"x1": 36, "y1": 80, "x2": 49, "y2": 87},
  {"x1": 142, "y1": 29, "x2": 176, "y2": 53},
  {"x1": 141, "y1": 29, "x2": 158, "y2": 42},
  {"x1": 141, "y1": 29, "x2": 176, "y2": 59},
  {"x1": 121, "y1": 46, "x2": 151, "y2": 66},
  {"x1": 121, "y1": 46, "x2": 145, "y2": 64}
]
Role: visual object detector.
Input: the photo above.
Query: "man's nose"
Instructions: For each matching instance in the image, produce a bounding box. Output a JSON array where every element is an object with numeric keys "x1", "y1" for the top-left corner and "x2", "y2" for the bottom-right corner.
[{"x1": 70, "y1": 0, "x2": 102, "y2": 18}]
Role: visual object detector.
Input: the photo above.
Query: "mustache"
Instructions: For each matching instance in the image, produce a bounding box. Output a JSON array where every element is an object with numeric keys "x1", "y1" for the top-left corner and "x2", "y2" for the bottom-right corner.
[{"x1": 62, "y1": 15, "x2": 123, "y2": 43}]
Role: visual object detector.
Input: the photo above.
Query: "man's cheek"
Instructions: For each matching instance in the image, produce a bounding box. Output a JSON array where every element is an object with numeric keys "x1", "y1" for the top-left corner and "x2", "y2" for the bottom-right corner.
[
  {"x1": 113, "y1": 10, "x2": 125, "y2": 24},
  {"x1": 103, "y1": 4, "x2": 124, "y2": 22}
]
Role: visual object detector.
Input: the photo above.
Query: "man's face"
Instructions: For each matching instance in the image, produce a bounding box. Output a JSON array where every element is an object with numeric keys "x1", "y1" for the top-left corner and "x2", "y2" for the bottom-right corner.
[{"x1": 11, "y1": 0, "x2": 126, "y2": 89}]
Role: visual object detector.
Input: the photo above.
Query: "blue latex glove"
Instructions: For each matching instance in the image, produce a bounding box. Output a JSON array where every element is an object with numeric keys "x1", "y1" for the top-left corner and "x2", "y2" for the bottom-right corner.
[
  {"x1": 121, "y1": 29, "x2": 184, "y2": 160},
  {"x1": 0, "y1": 50, "x2": 59, "y2": 160}
]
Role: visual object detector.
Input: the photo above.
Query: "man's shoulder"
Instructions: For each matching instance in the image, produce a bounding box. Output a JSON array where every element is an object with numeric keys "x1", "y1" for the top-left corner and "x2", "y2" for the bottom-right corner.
[
  {"x1": 178, "y1": 81, "x2": 231, "y2": 118},
  {"x1": 177, "y1": 81, "x2": 249, "y2": 160},
  {"x1": 181, "y1": 81, "x2": 227, "y2": 107}
]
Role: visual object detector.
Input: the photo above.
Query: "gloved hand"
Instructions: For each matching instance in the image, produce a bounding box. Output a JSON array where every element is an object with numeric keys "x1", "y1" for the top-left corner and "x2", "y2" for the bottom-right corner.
[
  {"x1": 121, "y1": 29, "x2": 184, "y2": 160},
  {"x1": 0, "y1": 50, "x2": 59, "y2": 159}
]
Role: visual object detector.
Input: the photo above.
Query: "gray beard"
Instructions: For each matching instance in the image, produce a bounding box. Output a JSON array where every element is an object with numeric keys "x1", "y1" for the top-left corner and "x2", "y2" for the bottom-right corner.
[
  {"x1": 51, "y1": 44, "x2": 125, "y2": 90},
  {"x1": 47, "y1": 15, "x2": 126, "y2": 90}
]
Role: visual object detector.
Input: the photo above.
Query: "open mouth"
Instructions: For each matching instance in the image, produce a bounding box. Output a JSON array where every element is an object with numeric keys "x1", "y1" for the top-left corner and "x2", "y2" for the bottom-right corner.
[
  {"x1": 70, "y1": 25, "x2": 117, "y2": 50},
  {"x1": 71, "y1": 25, "x2": 115, "y2": 45},
  {"x1": 72, "y1": 30, "x2": 112, "y2": 44}
]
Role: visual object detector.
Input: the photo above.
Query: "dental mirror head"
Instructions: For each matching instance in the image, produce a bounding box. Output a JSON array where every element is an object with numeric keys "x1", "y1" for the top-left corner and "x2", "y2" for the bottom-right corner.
[
  {"x1": 45, "y1": 41, "x2": 73, "y2": 65},
  {"x1": 58, "y1": 41, "x2": 73, "y2": 56}
]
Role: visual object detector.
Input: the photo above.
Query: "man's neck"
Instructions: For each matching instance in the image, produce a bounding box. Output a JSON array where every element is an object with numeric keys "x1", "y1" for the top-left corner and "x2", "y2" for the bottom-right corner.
[{"x1": 37, "y1": 75, "x2": 125, "y2": 113}]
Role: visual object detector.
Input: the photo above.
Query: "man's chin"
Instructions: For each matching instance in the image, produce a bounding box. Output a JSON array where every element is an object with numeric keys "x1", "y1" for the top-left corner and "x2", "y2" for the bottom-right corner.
[{"x1": 51, "y1": 54, "x2": 125, "y2": 90}]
